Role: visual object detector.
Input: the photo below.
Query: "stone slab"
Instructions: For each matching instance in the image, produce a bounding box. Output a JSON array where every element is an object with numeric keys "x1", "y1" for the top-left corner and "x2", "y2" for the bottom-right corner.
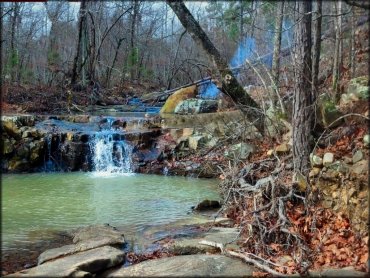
[
  {"x1": 103, "y1": 254, "x2": 256, "y2": 277},
  {"x1": 7, "y1": 246, "x2": 124, "y2": 277}
]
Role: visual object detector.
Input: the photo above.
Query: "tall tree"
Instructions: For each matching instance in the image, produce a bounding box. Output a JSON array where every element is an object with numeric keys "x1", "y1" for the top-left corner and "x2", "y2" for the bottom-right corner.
[
  {"x1": 129, "y1": 0, "x2": 139, "y2": 82},
  {"x1": 311, "y1": 0, "x2": 322, "y2": 98},
  {"x1": 166, "y1": 0, "x2": 264, "y2": 133},
  {"x1": 271, "y1": 1, "x2": 284, "y2": 102},
  {"x1": 44, "y1": 2, "x2": 66, "y2": 85},
  {"x1": 332, "y1": 1, "x2": 343, "y2": 98},
  {"x1": 71, "y1": 0, "x2": 88, "y2": 86},
  {"x1": 349, "y1": 6, "x2": 356, "y2": 78},
  {"x1": 292, "y1": 1, "x2": 313, "y2": 178},
  {"x1": 9, "y1": 2, "x2": 20, "y2": 83}
]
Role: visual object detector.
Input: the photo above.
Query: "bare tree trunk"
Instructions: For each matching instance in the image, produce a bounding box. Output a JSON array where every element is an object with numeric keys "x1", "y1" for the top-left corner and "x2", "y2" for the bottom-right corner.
[
  {"x1": 350, "y1": 7, "x2": 356, "y2": 78},
  {"x1": 10, "y1": 2, "x2": 20, "y2": 83},
  {"x1": 312, "y1": 0, "x2": 322, "y2": 99},
  {"x1": 166, "y1": 0, "x2": 263, "y2": 133},
  {"x1": 71, "y1": 0, "x2": 87, "y2": 85},
  {"x1": 271, "y1": 1, "x2": 284, "y2": 90},
  {"x1": 106, "y1": 37, "x2": 124, "y2": 87},
  {"x1": 87, "y1": 9, "x2": 96, "y2": 82},
  {"x1": 130, "y1": 0, "x2": 139, "y2": 82},
  {"x1": 332, "y1": 1, "x2": 342, "y2": 98},
  {"x1": 292, "y1": 1, "x2": 313, "y2": 178}
]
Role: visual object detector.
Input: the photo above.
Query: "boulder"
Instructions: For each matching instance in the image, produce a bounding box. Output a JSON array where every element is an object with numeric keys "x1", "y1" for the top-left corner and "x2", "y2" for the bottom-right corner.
[
  {"x1": 194, "y1": 199, "x2": 221, "y2": 211},
  {"x1": 8, "y1": 158, "x2": 29, "y2": 172},
  {"x1": 224, "y1": 143, "x2": 255, "y2": 160},
  {"x1": 308, "y1": 266, "x2": 366, "y2": 277},
  {"x1": 309, "y1": 167, "x2": 321, "y2": 178},
  {"x1": 174, "y1": 98, "x2": 218, "y2": 114},
  {"x1": 318, "y1": 94, "x2": 343, "y2": 128},
  {"x1": 38, "y1": 236, "x2": 125, "y2": 265},
  {"x1": 327, "y1": 161, "x2": 349, "y2": 173},
  {"x1": 71, "y1": 224, "x2": 125, "y2": 244},
  {"x1": 29, "y1": 139, "x2": 45, "y2": 164},
  {"x1": 265, "y1": 106, "x2": 287, "y2": 137},
  {"x1": 188, "y1": 135, "x2": 206, "y2": 150},
  {"x1": 310, "y1": 153, "x2": 323, "y2": 167},
  {"x1": 323, "y1": 152, "x2": 334, "y2": 166},
  {"x1": 350, "y1": 160, "x2": 368, "y2": 175},
  {"x1": 7, "y1": 246, "x2": 124, "y2": 277},
  {"x1": 1, "y1": 138, "x2": 14, "y2": 155},
  {"x1": 103, "y1": 254, "x2": 256, "y2": 277},
  {"x1": 352, "y1": 150, "x2": 363, "y2": 164},
  {"x1": 160, "y1": 85, "x2": 197, "y2": 115},
  {"x1": 169, "y1": 227, "x2": 240, "y2": 255},
  {"x1": 363, "y1": 134, "x2": 370, "y2": 147},
  {"x1": 275, "y1": 143, "x2": 289, "y2": 154},
  {"x1": 347, "y1": 76, "x2": 369, "y2": 100},
  {"x1": 2, "y1": 120, "x2": 22, "y2": 140}
]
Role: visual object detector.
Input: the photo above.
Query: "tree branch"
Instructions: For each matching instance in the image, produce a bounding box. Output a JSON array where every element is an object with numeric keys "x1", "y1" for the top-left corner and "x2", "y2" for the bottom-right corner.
[{"x1": 344, "y1": 0, "x2": 370, "y2": 9}]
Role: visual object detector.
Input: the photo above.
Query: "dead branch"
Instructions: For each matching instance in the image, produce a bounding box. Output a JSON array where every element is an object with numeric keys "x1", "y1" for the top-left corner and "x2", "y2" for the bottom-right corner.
[{"x1": 226, "y1": 250, "x2": 286, "y2": 277}]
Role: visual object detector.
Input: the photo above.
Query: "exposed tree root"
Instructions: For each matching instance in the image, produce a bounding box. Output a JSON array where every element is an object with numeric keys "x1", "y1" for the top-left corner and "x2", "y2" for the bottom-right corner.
[{"x1": 218, "y1": 155, "x2": 314, "y2": 275}]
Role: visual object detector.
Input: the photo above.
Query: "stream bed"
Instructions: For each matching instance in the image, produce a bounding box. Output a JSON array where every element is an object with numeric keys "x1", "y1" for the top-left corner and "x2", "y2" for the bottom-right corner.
[{"x1": 2, "y1": 172, "x2": 220, "y2": 252}]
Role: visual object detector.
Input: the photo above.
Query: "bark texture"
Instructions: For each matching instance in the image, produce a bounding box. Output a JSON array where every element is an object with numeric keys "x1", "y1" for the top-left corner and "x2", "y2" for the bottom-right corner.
[
  {"x1": 311, "y1": 0, "x2": 322, "y2": 99},
  {"x1": 292, "y1": 1, "x2": 313, "y2": 177},
  {"x1": 71, "y1": 0, "x2": 88, "y2": 85},
  {"x1": 271, "y1": 1, "x2": 284, "y2": 90},
  {"x1": 166, "y1": 0, "x2": 264, "y2": 133}
]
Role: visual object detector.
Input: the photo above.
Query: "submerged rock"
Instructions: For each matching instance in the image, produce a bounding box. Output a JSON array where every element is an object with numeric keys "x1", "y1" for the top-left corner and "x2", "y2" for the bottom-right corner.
[
  {"x1": 71, "y1": 224, "x2": 125, "y2": 244},
  {"x1": 194, "y1": 199, "x2": 221, "y2": 211},
  {"x1": 169, "y1": 227, "x2": 240, "y2": 255}
]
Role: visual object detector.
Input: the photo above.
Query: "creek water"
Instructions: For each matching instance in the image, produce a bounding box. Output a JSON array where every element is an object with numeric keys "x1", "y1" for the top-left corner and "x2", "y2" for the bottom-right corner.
[{"x1": 2, "y1": 172, "x2": 219, "y2": 251}]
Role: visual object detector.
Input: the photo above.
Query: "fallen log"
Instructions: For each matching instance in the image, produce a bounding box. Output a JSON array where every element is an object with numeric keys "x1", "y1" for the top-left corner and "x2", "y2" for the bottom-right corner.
[{"x1": 141, "y1": 77, "x2": 212, "y2": 102}]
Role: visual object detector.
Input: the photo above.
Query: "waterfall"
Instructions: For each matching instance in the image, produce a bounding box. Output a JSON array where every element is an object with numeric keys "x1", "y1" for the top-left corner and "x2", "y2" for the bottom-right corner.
[
  {"x1": 39, "y1": 117, "x2": 135, "y2": 174},
  {"x1": 89, "y1": 119, "x2": 133, "y2": 175}
]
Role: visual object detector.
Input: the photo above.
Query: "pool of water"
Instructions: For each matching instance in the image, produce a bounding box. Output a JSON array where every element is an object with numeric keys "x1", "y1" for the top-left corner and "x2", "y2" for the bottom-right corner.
[{"x1": 2, "y1": 172, "x2": 219, "y2": 251}]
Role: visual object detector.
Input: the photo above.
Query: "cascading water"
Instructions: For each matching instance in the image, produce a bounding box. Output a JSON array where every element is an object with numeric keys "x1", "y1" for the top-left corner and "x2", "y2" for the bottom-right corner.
[{"x1": 89, "y1": 118, "x2": 133, "y2": 175}]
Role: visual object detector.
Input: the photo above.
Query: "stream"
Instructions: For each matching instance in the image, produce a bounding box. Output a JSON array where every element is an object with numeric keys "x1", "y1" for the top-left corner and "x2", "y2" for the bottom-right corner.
[{"x1": 2, "y1": 172, "x2": 219, "y2": 252}]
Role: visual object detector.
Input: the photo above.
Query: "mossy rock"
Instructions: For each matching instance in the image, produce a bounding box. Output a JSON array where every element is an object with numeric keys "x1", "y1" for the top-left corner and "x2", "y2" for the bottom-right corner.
[
  {"x1": 160, "y1": 85, "x2": 197, "y2": 115},
  {"x1": 318, "y1": 94, "x2": 343, "y2": 128},
  {"x1": 348, "y1": 76, "x2": 369, "y2": 99}
]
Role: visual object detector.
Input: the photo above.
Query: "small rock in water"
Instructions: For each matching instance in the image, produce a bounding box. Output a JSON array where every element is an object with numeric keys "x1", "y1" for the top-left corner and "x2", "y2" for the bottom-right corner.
[
  {"x1": 194, "y1": 200, "x2": 221, "y2": 211},
  {"x1": 323, "y1": 152, "x2": 334, "y2": 166}
]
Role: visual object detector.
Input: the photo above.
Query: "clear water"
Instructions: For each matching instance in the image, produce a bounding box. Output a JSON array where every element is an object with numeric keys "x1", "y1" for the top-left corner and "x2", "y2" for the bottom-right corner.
[{"x1": 2, "y1": 172, "x2": 219, "y2": 251}]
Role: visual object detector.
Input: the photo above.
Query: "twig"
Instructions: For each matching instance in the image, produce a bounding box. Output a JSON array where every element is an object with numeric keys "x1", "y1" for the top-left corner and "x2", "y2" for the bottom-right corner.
[
  {"x1": 199, "y1": 240, "x2": 224, "y2": 253},
  {"x1": 226, "y1": 250, "x2": 285, "y2": 277},
  {"x1": 312, "y1": 113, "x2": 369, "y2": 154},
  {"x1": 72, "y1": 103, "x2": 85, "y2": 112}
]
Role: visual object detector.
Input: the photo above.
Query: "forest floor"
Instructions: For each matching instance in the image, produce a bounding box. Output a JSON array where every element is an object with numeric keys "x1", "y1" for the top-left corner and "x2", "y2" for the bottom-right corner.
[{"x1": 2, "y1": 81, "x2": 369, "y2": 277}]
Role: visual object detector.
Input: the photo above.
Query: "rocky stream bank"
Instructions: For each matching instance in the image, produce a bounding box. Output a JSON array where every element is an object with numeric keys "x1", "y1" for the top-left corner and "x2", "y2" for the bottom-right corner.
[{"x1": 2, "y1": 75, "x2": 369, "y2": 276}]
